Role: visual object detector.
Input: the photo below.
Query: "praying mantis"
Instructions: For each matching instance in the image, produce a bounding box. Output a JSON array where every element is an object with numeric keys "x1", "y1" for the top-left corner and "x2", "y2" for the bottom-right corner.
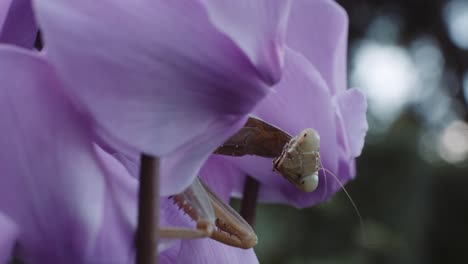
[
  {"x1": 214, "y1": 117, "x2": 321, "y2": 192},
  {"x1": 160, "y1": 116, "x2": 321, "y2": 249}
]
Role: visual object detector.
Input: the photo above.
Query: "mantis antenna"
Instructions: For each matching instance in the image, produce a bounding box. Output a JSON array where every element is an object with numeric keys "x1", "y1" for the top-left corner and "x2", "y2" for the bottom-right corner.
[{"x1": 318, "y1": 159, "x2": 367, "y2": 244}]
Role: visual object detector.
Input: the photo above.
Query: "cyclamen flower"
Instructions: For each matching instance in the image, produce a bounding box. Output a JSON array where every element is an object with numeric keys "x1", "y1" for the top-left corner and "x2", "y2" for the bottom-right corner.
[{"x1": 0, "y1": 46, "x2": 258, "y2": 263}]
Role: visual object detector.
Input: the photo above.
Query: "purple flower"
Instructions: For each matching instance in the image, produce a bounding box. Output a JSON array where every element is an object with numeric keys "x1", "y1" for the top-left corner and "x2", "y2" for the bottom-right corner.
[
  {"x1": 0, "y1": 0, "x2": 37, "y2": 48},
  {"x1": 214, "y1": 0, "x2": 368, "y2": 207},
  {"x1": 31, "y1": 0, "x2": 292, "y2": 195},
  {"x1": 0, "y1": 45, "x2": 257, "y2": 263}
]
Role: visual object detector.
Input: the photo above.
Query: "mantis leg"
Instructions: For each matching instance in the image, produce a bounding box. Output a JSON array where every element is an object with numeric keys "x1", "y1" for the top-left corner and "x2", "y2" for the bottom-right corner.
[
  {"x1": 163, "y1": 177, "x2": 257, "y2": 249},
  {"x1": 159, "y1": 227, "x2": 212, "y2": 239}
]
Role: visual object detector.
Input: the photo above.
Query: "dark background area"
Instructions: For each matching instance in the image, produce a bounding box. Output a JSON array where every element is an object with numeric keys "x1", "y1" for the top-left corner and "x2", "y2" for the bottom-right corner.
[{"x1": 247, "y1": 1, "x2": 468, "y2": 263}]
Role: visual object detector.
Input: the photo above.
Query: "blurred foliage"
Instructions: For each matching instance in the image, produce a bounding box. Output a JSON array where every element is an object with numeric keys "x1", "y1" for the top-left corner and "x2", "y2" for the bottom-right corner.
[{"x1": 245, "y1": 0, "x2": 468, "y2": 263}]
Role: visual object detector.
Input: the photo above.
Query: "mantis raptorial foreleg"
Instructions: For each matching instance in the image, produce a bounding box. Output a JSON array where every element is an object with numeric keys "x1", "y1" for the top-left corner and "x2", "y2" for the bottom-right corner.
[
  {"x1": 215, "y1": 117, "x2": 321, "y2": 192},
  {"x1": 160, "y1": 177, "x2": 257, "y2": 249},
  {"x1": 160, "y1": 178, "x2": 215, "y2": 239},
  {"x1": 200, "y1": 180, "x2": 257, "y2": 249}
]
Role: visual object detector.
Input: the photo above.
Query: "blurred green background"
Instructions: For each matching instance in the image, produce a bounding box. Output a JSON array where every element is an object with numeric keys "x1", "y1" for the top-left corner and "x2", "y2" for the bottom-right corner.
[{"x1": 238, "y1": 0, "x2": 468, "y2": 263}]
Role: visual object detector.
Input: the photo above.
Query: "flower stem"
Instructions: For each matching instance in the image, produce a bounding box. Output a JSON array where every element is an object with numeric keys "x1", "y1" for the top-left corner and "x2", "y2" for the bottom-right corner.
[
  {"x1": 240, "y1": 176, "x2": 260, "y2": 228},
  {"x1": 136, "y1": 154, "x2": 159, "y2": 264}
]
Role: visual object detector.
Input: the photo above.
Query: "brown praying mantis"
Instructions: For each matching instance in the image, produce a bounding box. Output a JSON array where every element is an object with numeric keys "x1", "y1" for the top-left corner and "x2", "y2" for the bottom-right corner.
[
  {"x1": 159, "y1": 116, "x2": 321, "y2": 249},
  {"x1": 214, "y1": 116, "x2": 321, "y2": 192}
]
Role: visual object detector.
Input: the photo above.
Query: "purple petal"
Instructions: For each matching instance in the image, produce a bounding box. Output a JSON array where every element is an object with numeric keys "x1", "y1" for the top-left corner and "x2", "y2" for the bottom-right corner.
[
  {"x1": 199, "y1": 156, "x2": 244, "y2": 202},
  {"x1": 88, "y1": 146, "x2": 138, "y2": 263},
  {"x1": 0, "y1": 213, "x2": 18, "y2": 264},
  {"x1": 177, "y1": 238, "x2": 258, "y2": 264},
  {"x1": 159, "y1": 242, "x2": 180, "y2": 264},
  {"x1": 0, "y1": 46, "x2": 106, "y2": 262},
  {"x1": 159, "y1": 116, "x2": 247, "y2": 195},
  {"x1": 91, "y1": 135, "x2": 140, "y2": 179},
  {"x1": 0, "y1": 0, "x2": 38, "y2": 48},
  {"x1": 203, "y1": 0, "x2": 293, "y2": 84},
  {"x1": 286, "y1": 0, "x2": 349, "y2": 95},
  {"x1": 336, "y1": 88, "x2": 368, "y2": 158},
  {"x1": 328, "y1": 88, "x2": 367, "y2": 194},
  {"x1": 33, "y1": 0, "x2": 278, "y2": 194},
  {"x1": 159, "y1": 237, "x2": 259, "y2": 264}
]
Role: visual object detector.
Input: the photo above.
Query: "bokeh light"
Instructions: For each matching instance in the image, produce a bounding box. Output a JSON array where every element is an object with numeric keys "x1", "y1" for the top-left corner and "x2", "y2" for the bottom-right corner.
[
  {"x1": 351, "y1": 41, "x2": 418, "y2": 125},
  {"x1": 444, "y1": 0, "x2": 468, "y2": 50}
]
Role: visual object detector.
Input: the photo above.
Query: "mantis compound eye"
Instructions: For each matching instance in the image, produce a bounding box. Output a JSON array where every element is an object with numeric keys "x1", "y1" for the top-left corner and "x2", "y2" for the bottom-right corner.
[
  {"x1": 299, "y1": 171, "x2": 319, "y2": 192},
  {"x1": 298, "y1": 128, "x2": 320, "y2": 152}
]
